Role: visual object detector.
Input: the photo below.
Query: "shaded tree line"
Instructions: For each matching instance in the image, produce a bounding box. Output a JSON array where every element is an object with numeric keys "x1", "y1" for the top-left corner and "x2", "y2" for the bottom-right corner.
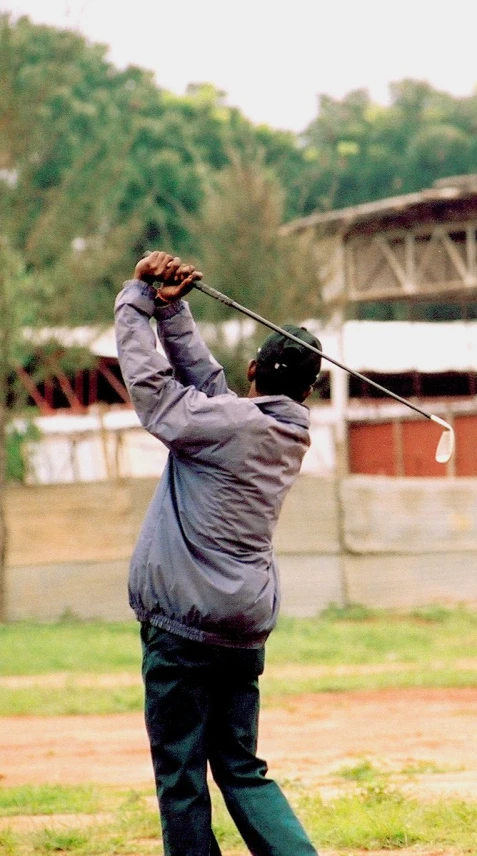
[
  {"x1": 3, "y1": 14, "x2": 477, "y2": 327},
  {"x1": 1, "y1": 13, "x2": 319, "y2": 327},
  {"x1": 300, "y1": 80, "x2": 477, "y2": 214}
]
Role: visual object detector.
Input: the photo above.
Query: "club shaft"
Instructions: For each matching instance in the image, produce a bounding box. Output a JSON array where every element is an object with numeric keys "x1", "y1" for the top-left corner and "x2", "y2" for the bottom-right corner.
[{"x1": 193, "y1": 280, "x2": 432, "y2": 421}]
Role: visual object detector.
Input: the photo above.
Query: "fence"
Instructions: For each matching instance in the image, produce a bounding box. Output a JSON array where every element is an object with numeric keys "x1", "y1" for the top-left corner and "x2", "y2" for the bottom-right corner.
[{"x1": 6, "y1": 474, "x2": 477, "y2": 620}]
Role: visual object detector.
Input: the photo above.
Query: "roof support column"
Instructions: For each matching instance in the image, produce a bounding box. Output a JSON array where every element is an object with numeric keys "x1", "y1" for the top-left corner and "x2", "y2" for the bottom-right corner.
[{"x1": 330, "y1": 236, "x2": 349, "y2": 477}]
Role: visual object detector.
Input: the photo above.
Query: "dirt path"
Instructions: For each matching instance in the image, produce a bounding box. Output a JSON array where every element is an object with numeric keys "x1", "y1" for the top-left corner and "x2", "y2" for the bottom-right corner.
[{"x1": 1, "y1": 687, "x2": 476, "y2": 799}]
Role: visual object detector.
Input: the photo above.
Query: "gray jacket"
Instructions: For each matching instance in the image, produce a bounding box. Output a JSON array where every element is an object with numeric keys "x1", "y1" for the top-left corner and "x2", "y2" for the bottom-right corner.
[{"x1": 114, "y1": 280, "x2": 311, "y2": 647}]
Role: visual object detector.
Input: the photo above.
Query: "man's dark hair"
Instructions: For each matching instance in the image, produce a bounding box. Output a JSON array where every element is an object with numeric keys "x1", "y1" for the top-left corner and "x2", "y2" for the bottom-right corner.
[{"x1": 255, "y1": 325, "x2": 322, "y2": 402}]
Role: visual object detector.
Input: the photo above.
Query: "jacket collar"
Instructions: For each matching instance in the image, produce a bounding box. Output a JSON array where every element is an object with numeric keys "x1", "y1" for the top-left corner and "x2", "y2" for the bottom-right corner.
[{"x1": 251, "y1": 395, "x2": 310, "y2": 429}]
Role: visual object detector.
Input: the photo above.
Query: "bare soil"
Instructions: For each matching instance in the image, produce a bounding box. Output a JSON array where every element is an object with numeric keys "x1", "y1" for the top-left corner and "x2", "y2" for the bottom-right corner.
[{"x1": 1, "y1": 686, "x2": 476, "y2": 799}]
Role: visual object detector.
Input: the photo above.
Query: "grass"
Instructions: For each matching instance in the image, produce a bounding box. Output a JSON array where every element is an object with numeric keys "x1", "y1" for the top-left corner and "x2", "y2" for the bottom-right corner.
[
  {"x1": 1, "y1": 666, "x2": 476, "y2": 716},
  {"x1": 1, "y1": 605, "x2": 476, "y2": 677},
  {"x1": 0, "y1": 785, "x2": 102, "y2": 817},
  {"x1": 267, "y1": 603, "x2": 477, "y2": 666},
  {"x1": 298, "y1": 788, "x2": 477, "y2": 852},
  {"x1": 260, "y1": 664, "x2": 477, "y2": 702},
  {"x1": 1, "y1": 609, "x2": 476, "y2": 853},
  {"x1": 0, "y1": 606, "x2": 475, "y2": 715},
  {"x1": 0, "y1": 619, "x2": 141, "y2": 676},
  {"x1": 0, "y1": 781, "x2": 476, "y2": 854},
  {"x1": 0, "y1": 684, "x2": 145, "y2": 717}
]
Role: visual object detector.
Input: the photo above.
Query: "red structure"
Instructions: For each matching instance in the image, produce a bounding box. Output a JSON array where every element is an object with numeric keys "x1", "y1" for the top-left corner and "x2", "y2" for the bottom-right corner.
[
  {"x1": 14, "y1": 356, "x2": 129, "y2": 415},
  {"x1": 349, "y1": 412, "x2": 477, "y2": 477}
]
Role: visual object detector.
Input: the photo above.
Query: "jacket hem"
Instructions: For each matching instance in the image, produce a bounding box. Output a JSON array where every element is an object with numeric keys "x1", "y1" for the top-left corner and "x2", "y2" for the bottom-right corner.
[{"x1": 131, "y1": 602, "x2": 269, "y2": 649}]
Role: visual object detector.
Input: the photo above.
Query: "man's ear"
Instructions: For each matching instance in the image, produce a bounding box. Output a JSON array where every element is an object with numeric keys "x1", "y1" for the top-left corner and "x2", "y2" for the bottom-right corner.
[{"x1": 247, "y1": 359, "x2": 257, "y2": 383}]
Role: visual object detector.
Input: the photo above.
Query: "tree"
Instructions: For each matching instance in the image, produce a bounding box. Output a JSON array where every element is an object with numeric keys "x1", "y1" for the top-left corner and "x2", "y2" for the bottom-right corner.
[
  {"x1": 1, "y1": 14, "x2": 327, "y2": 306},
  {"x1": 188, "y1": 149, "x2": 323, "y2": 392},
  {"x1": 0, "y1": 14, "x2": 208, "y2": 321},
  {"x1": 299, "y1": 79, "x2": 477, "y2": 215},
  {"x1": 0, "y1": 245, "x2": 31, "y2": 620},
  {"x1": 0, "y1": 15, "x2": 157, "y2": 618}
]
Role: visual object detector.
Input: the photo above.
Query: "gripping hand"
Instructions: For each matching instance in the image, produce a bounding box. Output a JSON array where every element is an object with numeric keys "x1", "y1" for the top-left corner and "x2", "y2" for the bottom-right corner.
[{"x1": 134, "y1": 251, "x2": 203, "y2": 303}]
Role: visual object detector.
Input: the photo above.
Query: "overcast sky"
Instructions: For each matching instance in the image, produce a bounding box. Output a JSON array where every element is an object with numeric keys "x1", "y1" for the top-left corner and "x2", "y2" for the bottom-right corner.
[{"x1": 4, "y1": 0, "x2": 477, "y2": 132}]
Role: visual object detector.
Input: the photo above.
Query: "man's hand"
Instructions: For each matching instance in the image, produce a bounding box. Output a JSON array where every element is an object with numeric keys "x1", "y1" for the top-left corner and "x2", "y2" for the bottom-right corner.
[{"x1": 134, "y1": 251, "x2": 203, "y2": 303}]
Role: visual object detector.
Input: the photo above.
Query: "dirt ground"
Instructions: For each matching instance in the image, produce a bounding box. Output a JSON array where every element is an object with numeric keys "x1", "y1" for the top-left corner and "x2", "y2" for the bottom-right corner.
[{"x1": 1, "y1": 686, "x2": 476, "y2": 800}]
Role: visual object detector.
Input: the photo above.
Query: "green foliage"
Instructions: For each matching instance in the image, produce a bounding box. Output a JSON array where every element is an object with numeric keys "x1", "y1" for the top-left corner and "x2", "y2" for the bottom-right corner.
[
  {"x1": 267, "y1": 605, "x2": 477, "y2": 666},
  {"x1": 264, "y1": 668, "x2": 477, "y2": 699},
  {"x1": 302, "y1": 78, "x2": 477, "y2": 214},
  {"x1": 2, "y1": 664, "x2": 477, "y2": 716},
  {"x1": 200, "y1": 334, "x2": 256, "y2": 397},
  {"x1": 0, "y1": 784, "x2": 475, "y2": 855},
  {"x1": 320, "y1": 602, "x2": 377, "y2": 621},
  {"x1": 410, "y1": 604, "x2": 456, "y2": 623},
  {"x1": 188, "y1": 147, "x2": 323, "y2": 383},
  {"x1": 5, "y1": 419, "x2": 40, "y2": 482},
  {"x1": 0, "y1": 15, "x2": 314, "y2": 327},
  {"x1": 5, "y1": 428, "x2": 24, "y2": 482},
  {"x1": 3, "y1": 14, "x2": 477, "y2": 337}
]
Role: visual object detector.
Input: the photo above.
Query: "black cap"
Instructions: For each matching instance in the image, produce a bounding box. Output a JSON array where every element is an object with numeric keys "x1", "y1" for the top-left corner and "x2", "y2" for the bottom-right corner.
[{"x1": 256, "y1": 324, "x2": 322, "y2": 400}]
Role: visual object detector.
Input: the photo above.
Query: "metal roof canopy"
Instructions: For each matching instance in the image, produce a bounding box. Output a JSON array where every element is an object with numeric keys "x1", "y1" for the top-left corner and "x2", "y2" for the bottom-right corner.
[
  {"x1": 23, "y1": 317, "x2": 477, "y2": 375},
  {"x1": 282, "y1": 175, "x2": 477, "y2": 305},
  {"x1": 310, "y1": 319, "x2": 477, "y2": 374}
]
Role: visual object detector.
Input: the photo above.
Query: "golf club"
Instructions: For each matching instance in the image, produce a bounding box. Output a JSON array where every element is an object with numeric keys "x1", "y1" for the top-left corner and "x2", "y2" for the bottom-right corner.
[{"x1": 193, "y1": 280, "x2": 455, "y2": 464}]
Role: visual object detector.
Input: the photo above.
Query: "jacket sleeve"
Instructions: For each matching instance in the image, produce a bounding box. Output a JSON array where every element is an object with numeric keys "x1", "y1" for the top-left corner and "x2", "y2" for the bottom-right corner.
[
  {"x1": 114, "y1": 280, "x2": 237, "y2": 453},
  {"x1": 154, "y1": 296, "x2": 229, "y2": 397}
]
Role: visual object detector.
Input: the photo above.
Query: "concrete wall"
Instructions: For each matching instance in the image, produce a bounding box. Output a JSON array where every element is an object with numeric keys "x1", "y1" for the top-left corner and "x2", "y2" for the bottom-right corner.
[
  {"x1": 6, "y1": 474, "x2": 477, "y2": 621},
  {"x1": 341, "y1": 476, "x2": 477, "y2": 608}
]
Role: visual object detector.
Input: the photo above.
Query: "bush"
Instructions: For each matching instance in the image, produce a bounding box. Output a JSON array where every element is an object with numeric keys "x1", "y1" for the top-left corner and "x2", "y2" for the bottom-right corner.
[{"x1": 6, "y1": 419, "x2": 41, "y2": 482}]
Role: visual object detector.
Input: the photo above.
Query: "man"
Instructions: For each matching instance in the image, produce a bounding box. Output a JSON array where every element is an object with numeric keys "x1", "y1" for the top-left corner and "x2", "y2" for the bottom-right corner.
[{"x1": 115, "y1": 250, "x2": 321, "y2": 856}]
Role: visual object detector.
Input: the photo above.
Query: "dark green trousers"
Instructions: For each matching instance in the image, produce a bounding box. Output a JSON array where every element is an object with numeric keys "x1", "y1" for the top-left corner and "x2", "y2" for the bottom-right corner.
[{"x1": 141, "y1": 624, "x2": 318, "y2": 856}]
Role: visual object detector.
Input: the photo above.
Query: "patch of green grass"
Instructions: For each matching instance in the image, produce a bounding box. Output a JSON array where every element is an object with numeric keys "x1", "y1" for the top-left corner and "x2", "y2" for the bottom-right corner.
[
  {"x1": 335, "y1": 759, "x2": 382, "y2": 783},
  {"x1": 319, "y1": 603, "x2": 378, "y2": 621},
  {"x1": 267, "y1": 604, "x2": 477, "y2": 666},
  {"x1": 112, "y1": 805, "x2": 161, "y2": 846},
  {"x1": 299, "y1": 787, "x2": 477, "y2": 851},
  {"x1": 399, "y1": 759, "x2": 452, "y2": 776},
  {"x1": 333, "y1": 757, "x2": 461, "y2": 787},
  {"x1": 0, "y1": 828, "x2": 18, "y2": 855},
  {"x1": 0, "y1": 785, "x2": 102, "y2": 817},
  {"x1": 0, "y1": 608, "x2": 475, "y2": 715},
  {"x1": 1, "y1": 665, "x2": 475, "y2": 717},
  {"x1": 2, "y1": 782, "x2": 476, "y2": 855},
  {"x1": 260, "y1": 665, "x2": 477, "y2": 703},
  {"x1": 0, "y1": 620, "x2": 141, "y2": 676},
  {"x1": 410, "y1": 604, "x2": 458, "y2": 623},
  {"x1": 33, "y1": 828, "x2": 89, "y2": 853},
  {"x1": 0, "y1": 684, "x2": 144, "y2": 716},
  {"x1": 1, "y1": 607, "x2": 476, "y2": 676}
]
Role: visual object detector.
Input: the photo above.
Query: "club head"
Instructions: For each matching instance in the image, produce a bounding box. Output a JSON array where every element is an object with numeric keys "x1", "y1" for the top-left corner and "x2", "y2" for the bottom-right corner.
[
  {"x1": 435, "y1": 429, "x2": 455, "y2": 463},
  {"x1": 430, "y1": 416, "x2": 455, "y2": 464}
]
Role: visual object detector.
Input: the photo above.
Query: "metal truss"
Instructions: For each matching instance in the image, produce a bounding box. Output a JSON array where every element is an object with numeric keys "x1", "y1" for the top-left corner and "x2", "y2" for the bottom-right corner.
[{"x1": 344, "y1": 220, "x2": 477, "y2": 302}]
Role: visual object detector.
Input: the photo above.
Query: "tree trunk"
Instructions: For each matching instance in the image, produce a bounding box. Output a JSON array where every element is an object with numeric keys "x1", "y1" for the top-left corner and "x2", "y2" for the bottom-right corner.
[
  {"x1": 0, "y1": 396, "x2": 7, "y2": 623},
  {"x1": 0, "y1": 261, "x2": 8, "y2": 622}
]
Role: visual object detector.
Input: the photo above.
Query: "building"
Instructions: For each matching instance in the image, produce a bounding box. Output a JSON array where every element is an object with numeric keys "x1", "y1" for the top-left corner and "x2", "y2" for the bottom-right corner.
[
  {"x1": 13, "y1": 175, "x2": 477, "y2": 482},
  {"x1": 282, "y1": 175, "x2": 477, "y2": 477}
]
